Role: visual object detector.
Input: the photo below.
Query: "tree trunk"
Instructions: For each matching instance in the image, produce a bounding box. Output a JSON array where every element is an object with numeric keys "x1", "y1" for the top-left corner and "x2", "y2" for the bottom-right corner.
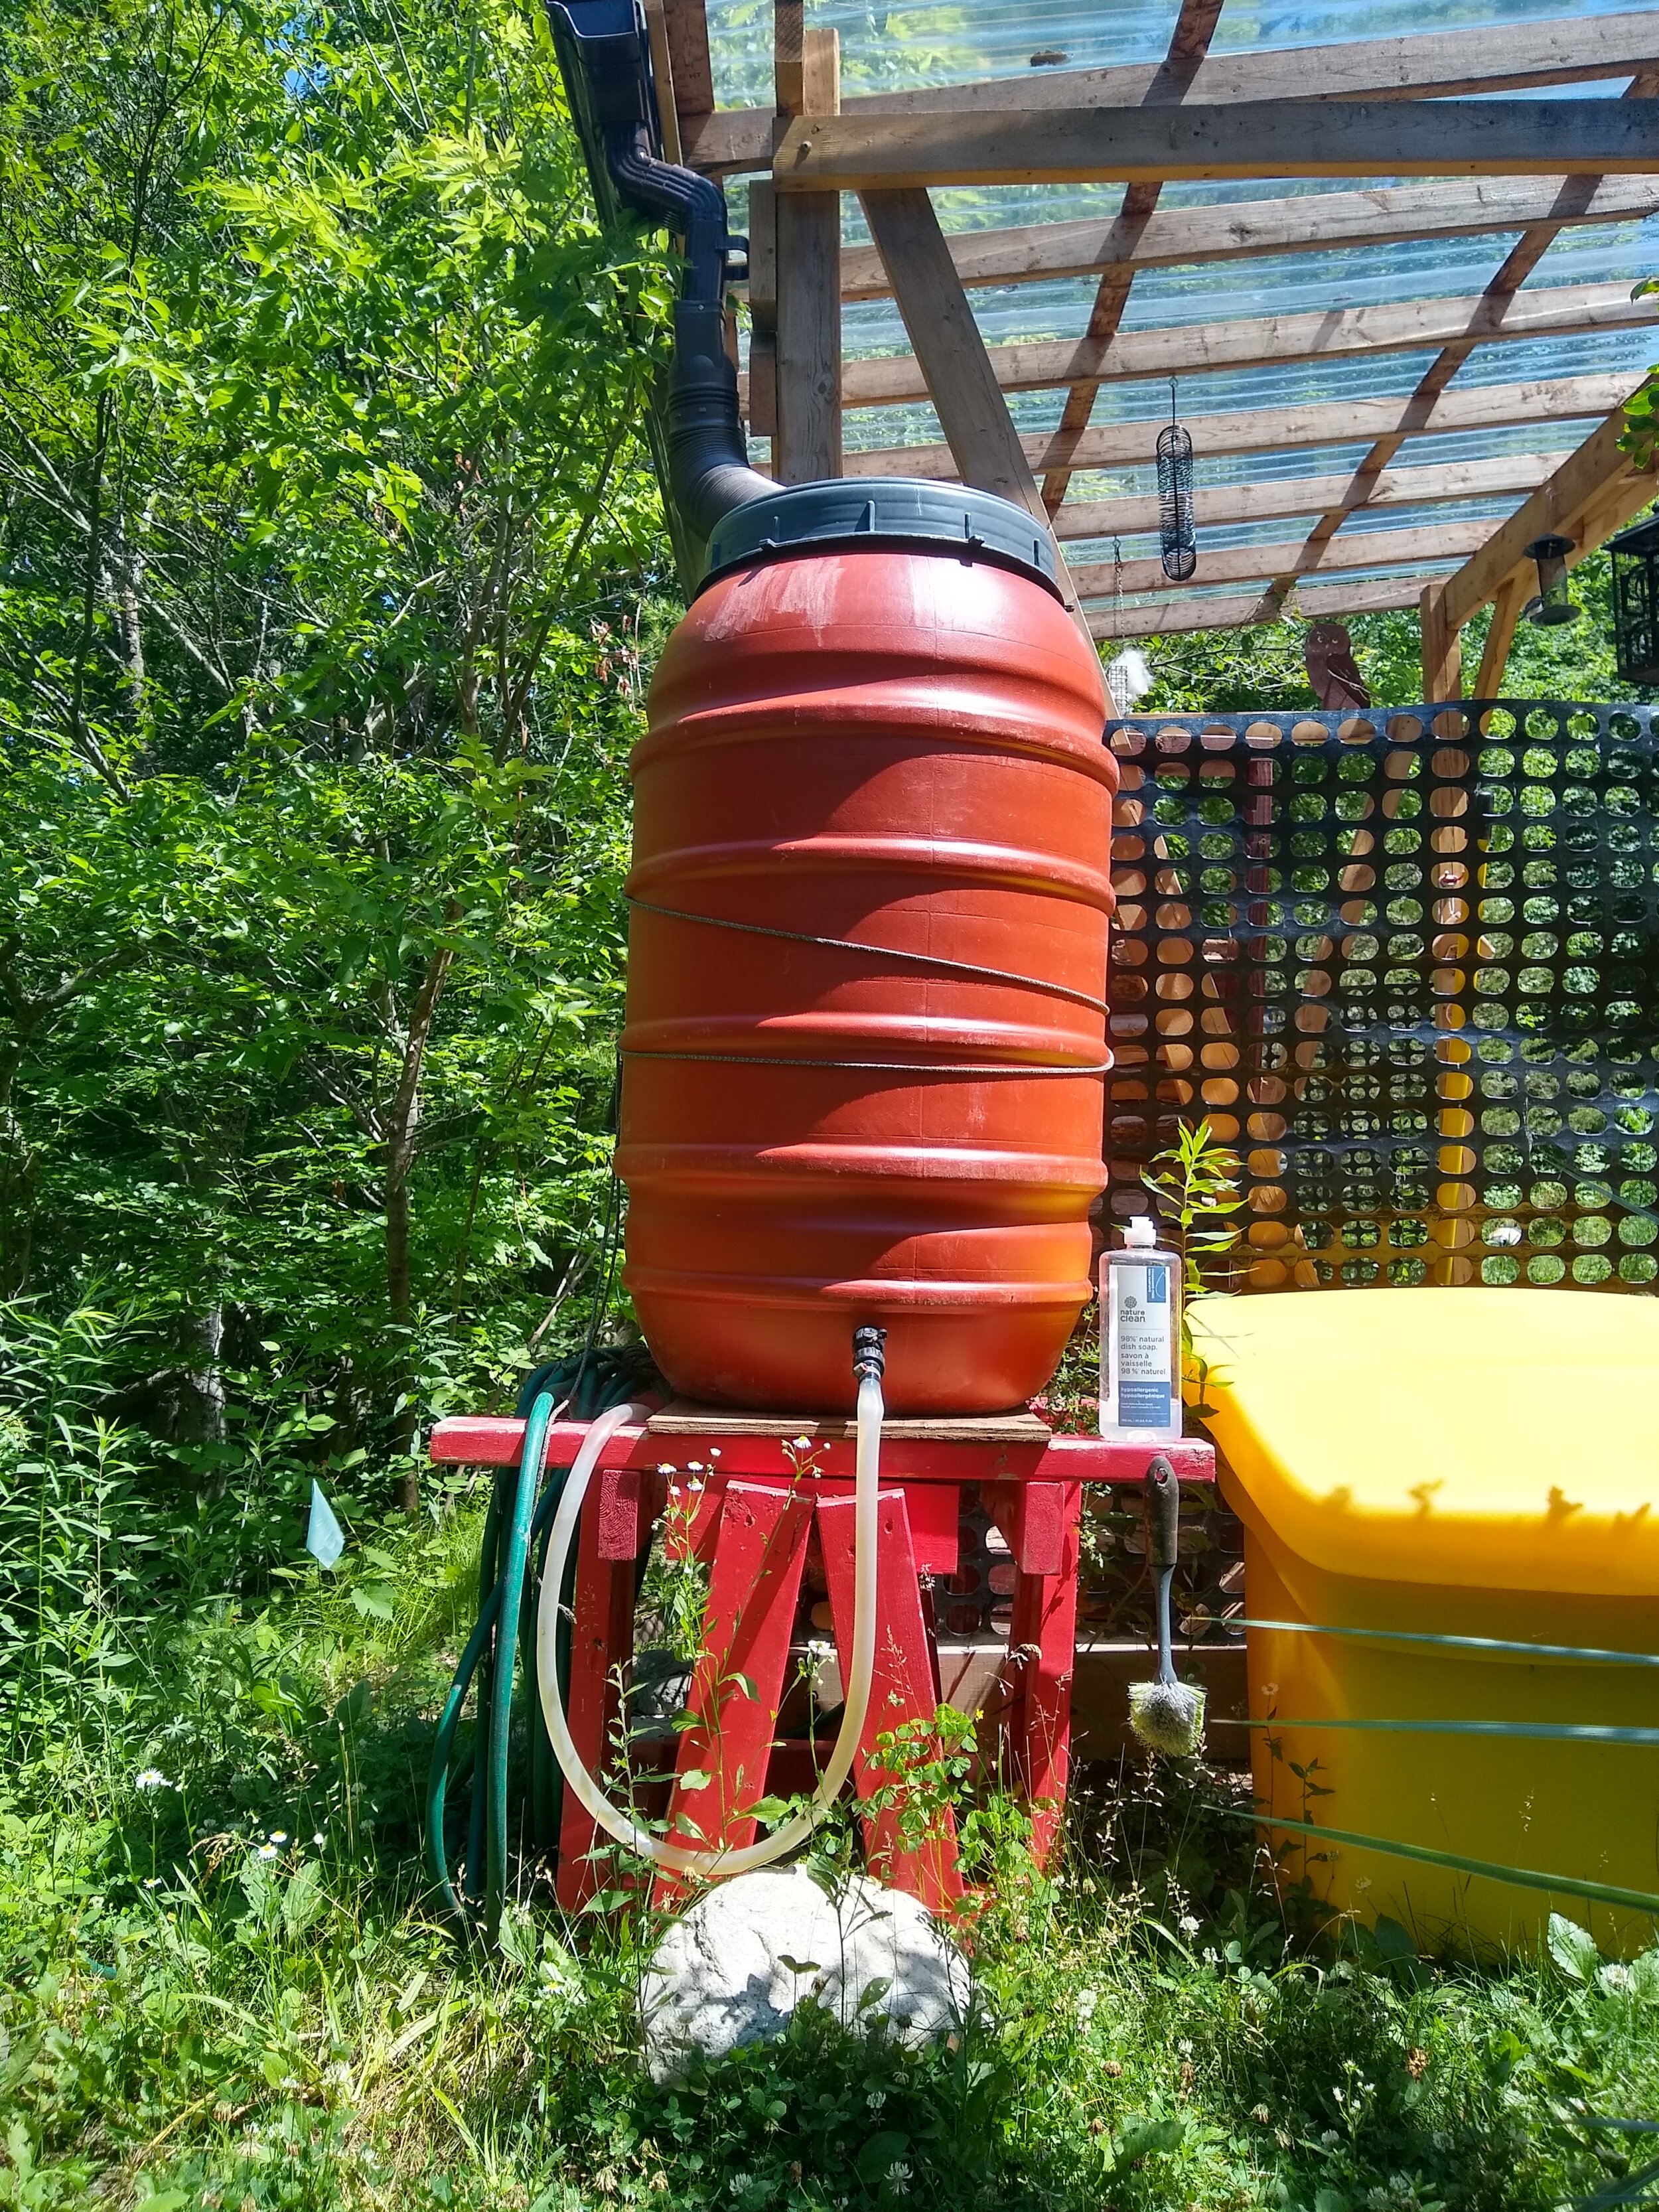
[{"x1": 384, "y1": 926, "x2": 457, "y2": 1515}]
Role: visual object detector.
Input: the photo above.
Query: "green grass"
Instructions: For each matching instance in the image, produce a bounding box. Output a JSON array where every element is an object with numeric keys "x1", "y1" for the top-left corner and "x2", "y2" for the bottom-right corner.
[{"x1": 4, "y1": 1503, "x2": 1658, "y2": 2212}]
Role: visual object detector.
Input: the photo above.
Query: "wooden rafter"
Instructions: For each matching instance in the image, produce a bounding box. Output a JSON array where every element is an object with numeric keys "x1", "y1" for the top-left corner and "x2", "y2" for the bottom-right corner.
[
  {"x1": 769, "y1": 101, "x2": 1659, "y2": 194},
  {"x1": 1439, "y1": 410, "x2": 1658, "y2": 631},
  {"x1": 831, "y1": 373, "x2": 1641, "y2": 484},
  {"x1": 1041, "y1": 0, "x2": 1224, "y2": 514},
  {"x1": 1088, "y1": 574, "x2": 1443, "y2": 642},
  {"x1": 1054, "y1": 452, "x2": 1562, "y2": 544},
  {"x1": 685, "y1": 4, "x2": 1659, "y2": 676},
  {"x1": 1072, "y1": 522, "x2": 1490, "y2": 603},
  {"x1": 835, "y1": 176, "x2": 1659, "y2": 303},
  {"x1": 857, "y1": 184, "x2": 1104, "y2": 684},
  {"x1": 1274, "y1": 64, "x2": 1659, "y2": 618},
  {"x1": 687, "y1": 11, "x2": 1659, "y2": 173},
  {"x1": 782, "y1": 283, "x2": 1659, "y2": 413}
]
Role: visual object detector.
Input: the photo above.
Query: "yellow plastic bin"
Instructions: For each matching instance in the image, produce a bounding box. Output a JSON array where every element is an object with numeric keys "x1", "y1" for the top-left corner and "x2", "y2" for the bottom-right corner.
[{"x1": 1189, "y1": 1288, "x2": 1659, "y2": 1957}]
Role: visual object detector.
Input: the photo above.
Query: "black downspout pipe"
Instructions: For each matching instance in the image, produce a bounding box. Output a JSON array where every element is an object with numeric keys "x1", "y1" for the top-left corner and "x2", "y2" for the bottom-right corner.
[
  {"x1": 602, "y1": 124, "x2": 774, "y2": 552},
  {"x1": 545, "y1": 4, "x2": 772, "y2": 574}
]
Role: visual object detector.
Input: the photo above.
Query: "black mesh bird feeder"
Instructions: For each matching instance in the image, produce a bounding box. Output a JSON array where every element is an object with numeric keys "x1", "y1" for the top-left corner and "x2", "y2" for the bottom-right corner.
[
  {"x1": 1608, "y1": 514, "x2": 1659, "y2": 684},
  {"x1": 1157, "y1": 380, "x2": 1197, "y2": 583}
]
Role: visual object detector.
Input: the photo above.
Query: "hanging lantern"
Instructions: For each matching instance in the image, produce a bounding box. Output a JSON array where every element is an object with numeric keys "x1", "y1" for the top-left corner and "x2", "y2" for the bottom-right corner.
[
  {"x1": 1607, "y1": 514, "x2": 1659, "y2": 684},
  {"x1": 1522, "y1": 533, "x2": 1579, "y2": 627},
  {"x1": 1157, "y1": 380, "x2": 1196, "y2": 583}
]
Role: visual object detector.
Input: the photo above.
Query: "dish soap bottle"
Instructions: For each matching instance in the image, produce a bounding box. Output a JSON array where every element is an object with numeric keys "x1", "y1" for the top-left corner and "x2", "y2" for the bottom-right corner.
[{"x1": 1100, "y1": 1216, "x2": 1183, "y2": 1443}]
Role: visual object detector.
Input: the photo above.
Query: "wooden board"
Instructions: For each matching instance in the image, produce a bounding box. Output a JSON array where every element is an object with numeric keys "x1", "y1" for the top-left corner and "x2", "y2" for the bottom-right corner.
[
  {"x1": 648, "y1": 1398, "x2": 1054, "y2": 1443},
  {"x1": 859, "y1": 184, "x2": 1046, "y2": 516},
  {"x1": 771, "y1": 99, "x2": 1659, "y2": 194},
  {"x1": 1072, "y1": 520, "x2": 1491, "y2": 601},
  {"x1": 1439, "y1": 408, "x2": 1657, "y2": 628},
  {"x1": 1086, "y1": 573, "x2": 1447, "y2": 640},
  {"x1": 1056, "y1": 451, "x2": 1559, "y2": 543},
  {"x1": 686, "y1": 11, "x2": 1659, "y2": 173},
  {"x1": 834, "y1": 177, "x2": 1659, "y2": 302},
  {"x1": 1420, "y1": 581, "x2": 1463, "y2": 702},
  {"x1": 836, "y1": 372, "x2": 1640, "y2": 482},
  {"x1": 812, "y1": 281, "x2": 1659, "y2": 412}
]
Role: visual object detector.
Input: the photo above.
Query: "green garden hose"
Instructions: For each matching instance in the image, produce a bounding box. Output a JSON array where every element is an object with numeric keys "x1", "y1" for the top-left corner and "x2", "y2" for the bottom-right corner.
[{"x1": 423, "y1": 1342, "x2": 660, "y2": 1941}]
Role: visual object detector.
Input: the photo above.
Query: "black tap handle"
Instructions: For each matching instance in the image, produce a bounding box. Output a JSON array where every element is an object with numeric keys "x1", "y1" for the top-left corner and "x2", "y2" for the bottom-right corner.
[{"x1": 1145, "y1": 1453, "x2": 1180, "y2": 1574}]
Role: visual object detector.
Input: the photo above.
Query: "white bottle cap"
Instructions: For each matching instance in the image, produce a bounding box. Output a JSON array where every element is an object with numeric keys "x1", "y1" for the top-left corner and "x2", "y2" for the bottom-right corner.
[{"x1": 1124, "y1": 1215, "x2": 1158, "y2": 1248}]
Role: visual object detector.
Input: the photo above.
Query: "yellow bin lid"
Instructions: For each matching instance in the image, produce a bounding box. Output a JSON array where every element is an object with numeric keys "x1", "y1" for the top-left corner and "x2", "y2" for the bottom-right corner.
[{"x1": 1189, "y1": 1288, "x2": 1659, "y2": 1598}]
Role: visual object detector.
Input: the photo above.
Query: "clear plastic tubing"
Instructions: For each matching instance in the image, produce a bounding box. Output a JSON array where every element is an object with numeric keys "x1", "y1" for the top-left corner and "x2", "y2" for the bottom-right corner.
[
  {"x1": 1100, "y1": 1214, "x2": 1184, "y2": 1445},
  {"x1": 535, "y1": 1375, "x2": 883, "y2": 1877}
]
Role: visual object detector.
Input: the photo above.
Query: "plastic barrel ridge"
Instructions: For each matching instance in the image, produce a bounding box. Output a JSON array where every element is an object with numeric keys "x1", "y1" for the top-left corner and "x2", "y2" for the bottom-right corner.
[{"x1": 616, "y1": 540, "x2": 1116, "y2": 1416}]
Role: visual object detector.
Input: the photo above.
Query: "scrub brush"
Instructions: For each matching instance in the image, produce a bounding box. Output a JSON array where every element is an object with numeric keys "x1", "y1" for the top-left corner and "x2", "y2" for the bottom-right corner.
[{"x1": 1128, "y1": 1454, "x2": 1206, "y2": 1757}]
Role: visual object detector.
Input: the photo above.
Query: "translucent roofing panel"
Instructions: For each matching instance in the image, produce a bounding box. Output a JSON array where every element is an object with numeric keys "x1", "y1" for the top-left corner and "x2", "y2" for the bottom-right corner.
[
  {"x1": 708, "y1": 0, "x2": 1659, "y2": 628},
  {"x1": 703, "y1": 0, "x2": 1652, "y2": 108}
]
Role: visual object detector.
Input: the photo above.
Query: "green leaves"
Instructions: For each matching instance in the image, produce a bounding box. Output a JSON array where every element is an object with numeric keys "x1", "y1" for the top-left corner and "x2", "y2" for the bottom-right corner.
[{"x1": 1550, "y1": 1913, "x2": 1604, "y2": 1986}]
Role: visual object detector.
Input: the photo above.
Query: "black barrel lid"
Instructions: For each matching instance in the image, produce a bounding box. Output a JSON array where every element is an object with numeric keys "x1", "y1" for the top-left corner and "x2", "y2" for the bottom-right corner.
[{"x1": 701, "y1": 478, "x2": 1062, "y2": 598}]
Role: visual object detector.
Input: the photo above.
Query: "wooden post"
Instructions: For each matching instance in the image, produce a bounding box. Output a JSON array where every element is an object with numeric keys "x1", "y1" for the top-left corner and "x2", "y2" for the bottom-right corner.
[
  {"x1": 1420, "y1": 579, "x2": 1463, "y2": 702},
  {"x1": 774, "y1": 17, "x2": 841, "y2": 481},
  {"x1": 1474, "y1": 569, "x2": 1528, "y2": 699}
]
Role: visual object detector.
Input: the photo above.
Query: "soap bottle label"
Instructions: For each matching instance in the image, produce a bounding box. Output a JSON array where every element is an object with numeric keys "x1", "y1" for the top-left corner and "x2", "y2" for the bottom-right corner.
[{"x1": 1112, "y1": 1258, "x2": 1174, "y2": 1428}]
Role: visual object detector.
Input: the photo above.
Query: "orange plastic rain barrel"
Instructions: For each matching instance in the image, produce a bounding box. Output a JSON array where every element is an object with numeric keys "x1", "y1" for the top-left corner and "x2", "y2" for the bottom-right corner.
[{"x1": 617, "y1": 482, "x2": 1116, "y2": 1414}]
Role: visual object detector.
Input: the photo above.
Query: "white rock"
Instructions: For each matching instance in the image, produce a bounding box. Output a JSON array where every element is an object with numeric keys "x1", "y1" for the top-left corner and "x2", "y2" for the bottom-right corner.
[{"x1": 640, "y1": 1866, "x2": 971, "y2": 2083}]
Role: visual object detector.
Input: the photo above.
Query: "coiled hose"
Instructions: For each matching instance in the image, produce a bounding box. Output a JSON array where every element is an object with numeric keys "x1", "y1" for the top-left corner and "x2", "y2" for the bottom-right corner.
[
  {"x1": 534, "y1": 1325, "x2": 886, "y2": 1878},
  {"x1": 427, "y1": 1329, "x2": 885, "y2": 1931},
  {"x1": 424, "y1": 1343, "x2": 659, "y2": 1941}
]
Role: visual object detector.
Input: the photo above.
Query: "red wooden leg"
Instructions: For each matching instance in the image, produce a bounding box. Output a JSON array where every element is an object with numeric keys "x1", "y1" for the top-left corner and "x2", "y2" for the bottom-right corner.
[
  {"x1": 555, "y1": 1481, "x2": 640, "y2": 1910},
  {"x1": 653, "y1": 1480, "x2": 813, "y2": 1907},
  {"x1": 818, "y1": 1487, "x2": 963, "y2": 1913},
  {"x1": 1000, "y1": 1478, "x2": 1083, "y2": 1868}
]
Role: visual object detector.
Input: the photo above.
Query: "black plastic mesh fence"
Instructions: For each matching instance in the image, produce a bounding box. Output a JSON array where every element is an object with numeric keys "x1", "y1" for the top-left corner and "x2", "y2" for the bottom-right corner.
[{"x1": 1104, "y1": 700, "x2": 1659, "y2": 1294}]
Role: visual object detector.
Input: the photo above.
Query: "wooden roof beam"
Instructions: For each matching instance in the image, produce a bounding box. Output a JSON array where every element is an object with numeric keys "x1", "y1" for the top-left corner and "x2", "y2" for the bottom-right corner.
[
  {"x1": 857, "y1": 184, "x2": 1106, "y2": 690},
  {"x1": 770, "y1": 100, "x2": 1659, "y2": 194},
  {"x1": 687, "y1": 11, "x2": 1659, "y2": 173},
  {"x1": 833, "y1": 177, "x2": 1659, "y2": 303},
  {"x1": 1056, "y1": 451, "x2": 1562, "y2": 542},
  {"x1": 1439, "y1": 409, "x2": 1659, "y2": 630},
  {"x1": 1073, "y1": 520, "x2": 1490, "y2": 600},
  {"x1": 811, "y1": 282, "x2": 1659, "y2": 412},
  {"x1": 1090, "y1": 574, "x2": 1443, "y2": 641},
  {"x1": 1277, "y1": 64, "x2": 1659, "y2": 627},
  {"x1": 833, "y1": 372, "x2": 1640, "y2": 482}
]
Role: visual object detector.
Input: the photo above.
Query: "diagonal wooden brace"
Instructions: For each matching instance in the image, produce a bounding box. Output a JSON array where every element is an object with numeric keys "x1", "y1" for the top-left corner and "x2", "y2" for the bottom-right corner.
[
  {"x1": 654, "y1": 1480, "x2": 814, "y2": 1905},
  {"x1": 817, "y1": 1488, "x2": 964, "y2": 1912}
]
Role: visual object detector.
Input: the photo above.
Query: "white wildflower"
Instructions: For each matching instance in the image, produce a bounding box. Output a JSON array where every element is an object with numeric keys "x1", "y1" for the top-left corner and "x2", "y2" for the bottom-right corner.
[
  {"x1": 792, "y1": 1435, "x2": 812, "y2": 1450},
  {"x1": 313, "y1": 1832, "x2": 326, "y2": 1847},
  {"x1": 134, "y1": 1768, "x2": 171, "y2": 1794},
  {"x1": 1179, "y1": 1914, "x2": 1202, "y2": 1937},
  {"x1": 268, "y1": 1830, "x2": 289, "y2": 1845},
  {"x1": 257, "y1": 1843, "x2": 279, "y2": 1861}
]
